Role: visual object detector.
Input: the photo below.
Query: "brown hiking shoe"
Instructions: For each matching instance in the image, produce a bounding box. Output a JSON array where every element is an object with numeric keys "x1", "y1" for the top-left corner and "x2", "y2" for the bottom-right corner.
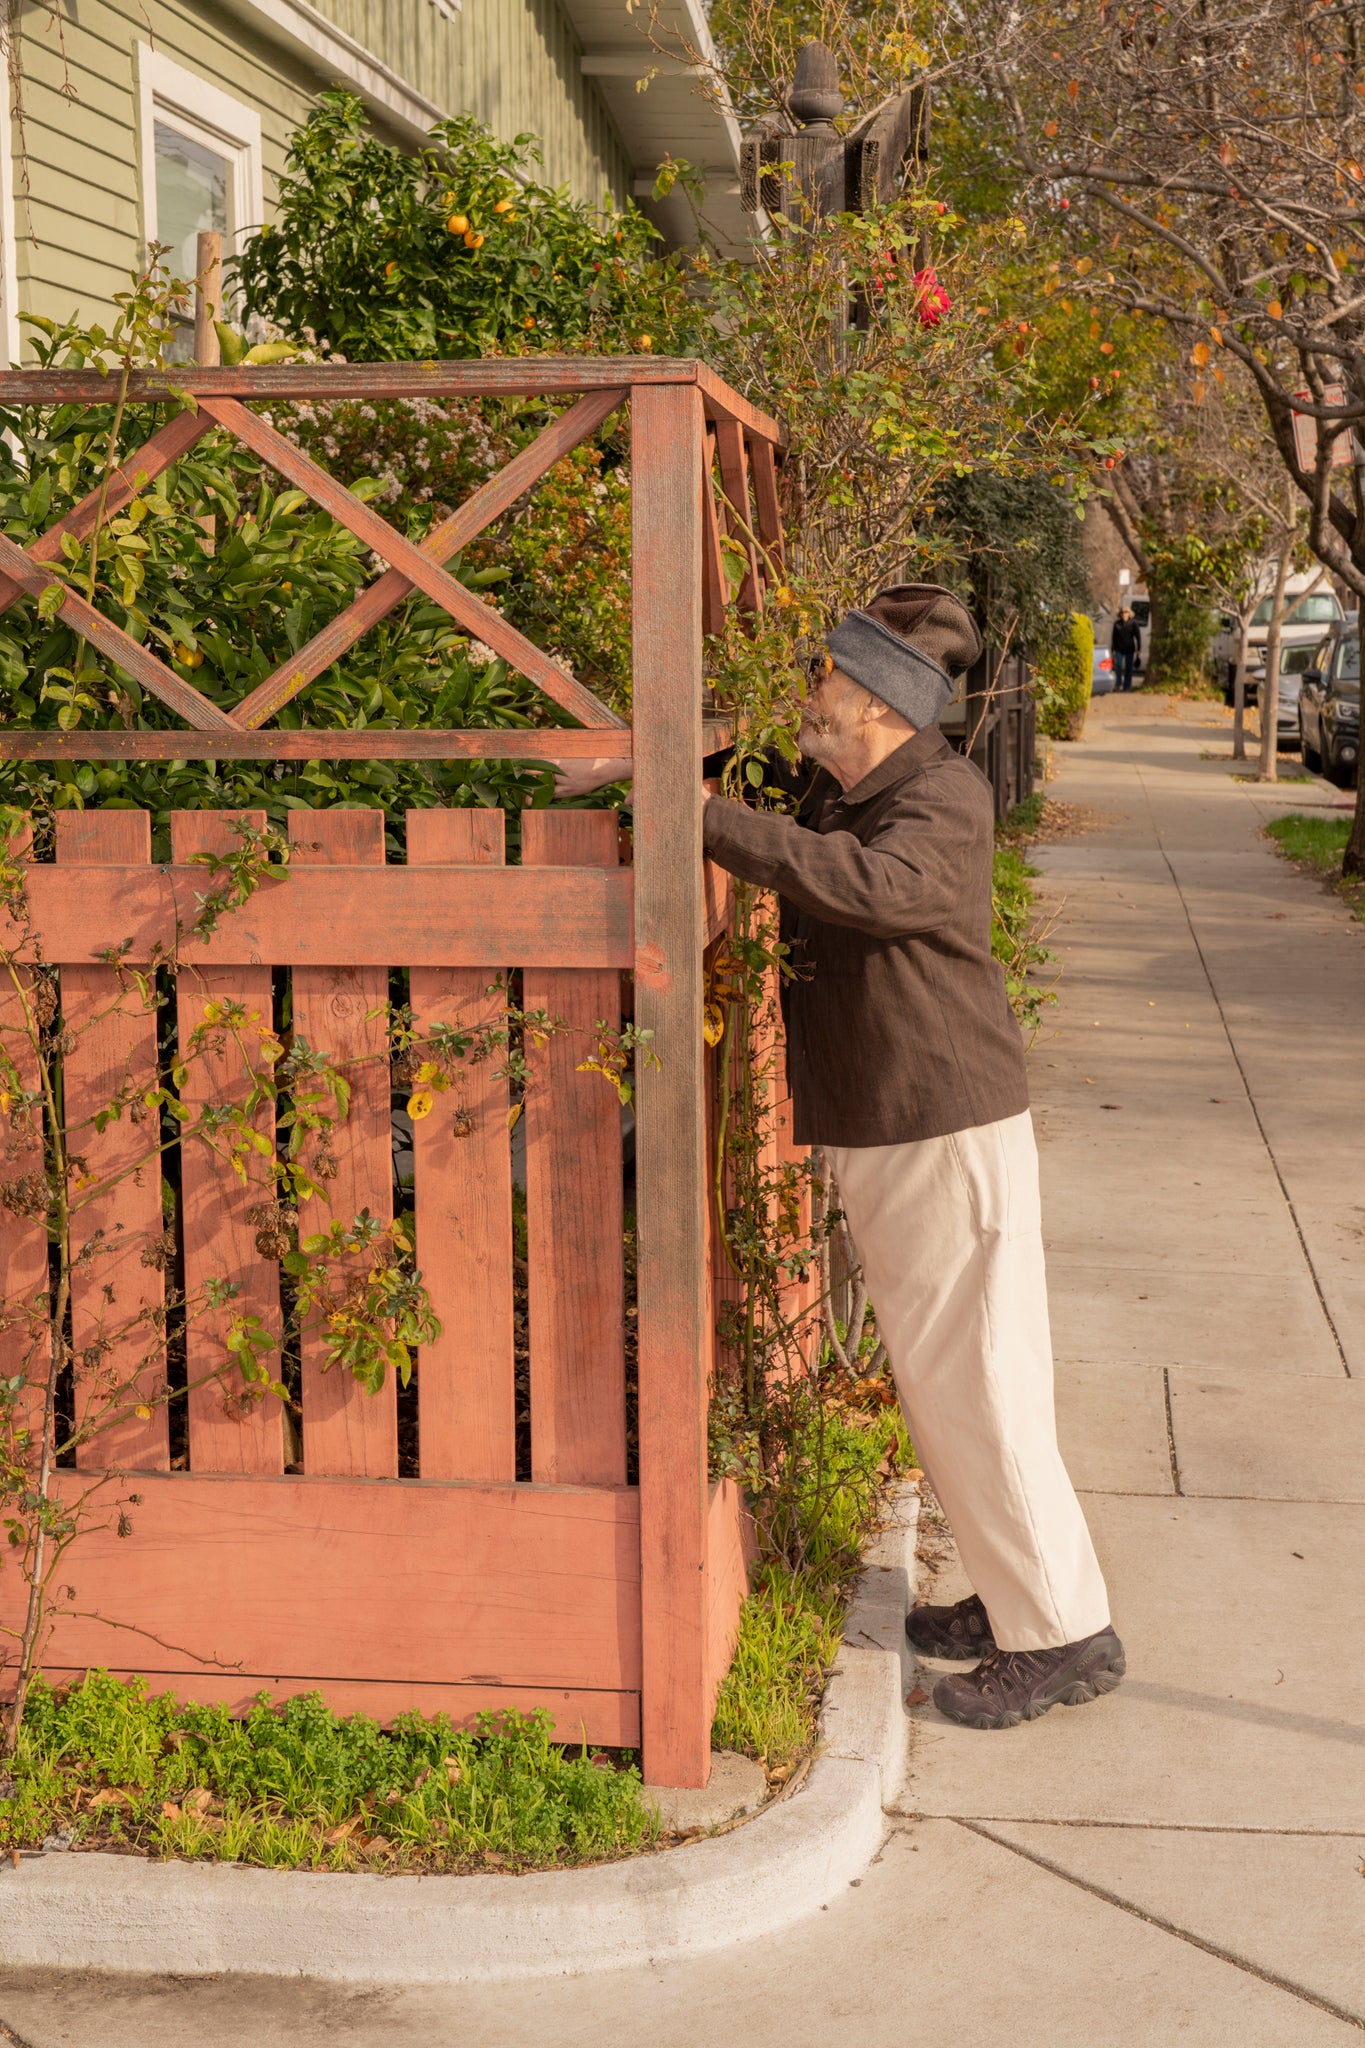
[
  {"x1": 906, "y1": 1592, "x2": 996, "y2": 1661},
  {"x1": 932, "y1": 1628, "x2": 1126, "y2": 1729}
]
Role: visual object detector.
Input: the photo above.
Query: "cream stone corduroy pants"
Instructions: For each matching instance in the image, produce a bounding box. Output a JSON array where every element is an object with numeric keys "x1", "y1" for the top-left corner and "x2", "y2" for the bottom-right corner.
[{"x1": 828, "y1": 1110, "x2": 1110, "y2": 1652}]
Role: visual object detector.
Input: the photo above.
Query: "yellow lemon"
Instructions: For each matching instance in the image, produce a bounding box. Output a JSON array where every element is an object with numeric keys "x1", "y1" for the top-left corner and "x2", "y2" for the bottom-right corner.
[{"x1": 174, "y1": 642, "x2": 204, "y2": 669}]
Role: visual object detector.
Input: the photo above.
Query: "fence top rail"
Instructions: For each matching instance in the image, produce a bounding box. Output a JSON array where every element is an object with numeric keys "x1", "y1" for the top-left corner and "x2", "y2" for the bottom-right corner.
[{"x1": 0, "y1": 357, "x2": 784, "y2": 447}]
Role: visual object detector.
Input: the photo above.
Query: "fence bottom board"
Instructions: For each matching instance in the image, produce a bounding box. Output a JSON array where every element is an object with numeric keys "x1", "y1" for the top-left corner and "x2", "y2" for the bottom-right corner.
[
  {"x1": 3, "y1": 1473, "x2": 641, "y2": 1694},
  {"x1": 13, "y1": 1669, "x2": 642, "y2": 1748}
]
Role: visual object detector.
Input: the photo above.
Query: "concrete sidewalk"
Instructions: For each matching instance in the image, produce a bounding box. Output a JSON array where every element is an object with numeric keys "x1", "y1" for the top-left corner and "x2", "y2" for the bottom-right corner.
[{"x1": 2, "y1": 694, "x2": 1363, "y2": 2044}]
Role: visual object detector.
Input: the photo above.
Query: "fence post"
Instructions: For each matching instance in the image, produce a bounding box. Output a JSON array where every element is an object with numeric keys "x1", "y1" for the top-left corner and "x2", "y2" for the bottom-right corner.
[
  {"x1": 631, "y1": 378, "x2": 711, "y2": 1788},
  {"x1": 194, "y1": 230, "x2": 222, "y2": 367}
]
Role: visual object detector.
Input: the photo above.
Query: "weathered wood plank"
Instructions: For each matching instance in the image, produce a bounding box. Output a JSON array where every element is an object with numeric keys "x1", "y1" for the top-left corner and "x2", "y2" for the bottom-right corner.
[
  {"x1": 749, "y1": 436, "x2": 786, "y2": 580},
  {"x1": 631, "y1": 381, "x2": 712, "y2": 1787},
  {"x1": 407, "y1": 810, "x2": 516, "y2": 1484},
  {"x1": 0, "y1": 730, "x2": 635, "y2": 762},
  {"x1": 701, "y1": 433, "x2": 728, "y2": 640},
  {"x1": 198, "y1": 397, "x2": 625, "y2": 732},
  {"x1": 0, "y1": 534, "x2": 240, "y2": 733},
  {"x1": 288, "y1": 812, "x2": 397, "y2": 1479},
  {"x1": 713, "y1": 417, "x2": 761, "y2": 616},
  {"x1": 56, "y1": 813, "x2": 168, "y2": 1472},
  {"x1": 18, "y1": 1668, "x2": 641, "y2": 1745},
  {"x1": 0, "y1": 1471, "x2": 642, "y2": 1692},
  {"x1": 705, "y1": 1478, "x2": 756, "y2": 1720},
  {"x1": 0, "y1": 361, "x2": 784, "y2": 445},
  {"x1": 234, "y1": 388, "x2": 628, "y2": 729},
  {"x1": 0, "y1": 825, "x2": 50, "y2": 1457},
  {"x1": 171, "y1": 813, "x2": 284, "y2": 1477},
  {"x1": 522, "y1": 811, "x2": 625, "y2": 1487},
  {"x1": 3, "y1": 866, "x2": 635, "y2": 970},
  {"x1": 0, "y1": 409, "x2": 211, "y2": 617}
]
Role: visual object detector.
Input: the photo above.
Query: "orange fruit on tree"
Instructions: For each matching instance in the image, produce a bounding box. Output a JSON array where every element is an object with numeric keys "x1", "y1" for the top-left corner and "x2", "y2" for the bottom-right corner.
[
  {"x1": 447, "y1": 213, "x2": 469, "y2": 235},
  {"x1": 464, "y1": 230, "x2": 484, "y2": 249}
]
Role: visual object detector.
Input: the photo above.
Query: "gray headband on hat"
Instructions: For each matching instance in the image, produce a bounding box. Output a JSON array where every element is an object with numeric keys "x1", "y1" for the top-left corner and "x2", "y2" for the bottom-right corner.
[{"x1": 824, "y1": 610, "x2": 954, "y2": 728}]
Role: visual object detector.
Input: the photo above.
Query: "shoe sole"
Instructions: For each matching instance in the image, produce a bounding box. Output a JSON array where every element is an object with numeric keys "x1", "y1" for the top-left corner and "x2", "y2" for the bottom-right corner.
[{"x1": 935, "y1": 1652, "x2": 1126, "y2": 1730}]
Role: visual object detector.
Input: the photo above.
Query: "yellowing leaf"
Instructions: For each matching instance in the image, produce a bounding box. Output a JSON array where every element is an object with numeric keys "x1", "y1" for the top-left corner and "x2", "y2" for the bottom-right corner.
[
  {"x1": 1210, "y1": 325, "x2": 1223, "y2": 345},
  {"x1": 1044, "y1": 119, "x2": 1059, "y2": 137},
  {"x1": 407, "y1": 1089, "x2": 435, "y2": 1121},
  {"x1": 1192, "y1": 341, "x2": 1210, "y2": 366},
  {"x1": 134, "y1": 1404, "x2": 152, "y2": 1420},
  {"x1": 1268, "y1": 300, "x2": 1283, "y2": 320},
  {"x1": 703, "y1": 1002, "x2": 725, "y2": 1048},
  {"x1": 1075, "y1": 256, "x2": 1093, "y2": 276},
  {"x1": 507, "y1": 1103, "x2": 523, "y2": 1133},
  {"x1": 1192, "y1": 378, "x2": 1207, "y2": 404},
  {"x1": 1099, "y1": 340, "x2": 1115, "y2": 354}
]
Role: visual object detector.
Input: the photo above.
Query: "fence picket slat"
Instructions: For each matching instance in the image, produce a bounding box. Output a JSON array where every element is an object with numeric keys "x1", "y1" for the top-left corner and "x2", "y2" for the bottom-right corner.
[
  {"x1": 522, "y1": 812, "x2": 625, "y2": 1487},
  {"x1": 171, "y1": 813, "x2": 284, "y2": 1475},
  {"x1": 0, "y1": 824, "x2": 49, "y2": 1457},
  {"x1": 713, "y1": 417, "x2": 761, "y2": 616},
  {"x1": 408, "y1": 811, "x2": 515, "y2": 1481},
  {"x1": 288, "y1": 812, "x2": 396, "y2": 1477},
  {"x1": 56, "y1": 815, "x2": 168, "y2": 1471}
]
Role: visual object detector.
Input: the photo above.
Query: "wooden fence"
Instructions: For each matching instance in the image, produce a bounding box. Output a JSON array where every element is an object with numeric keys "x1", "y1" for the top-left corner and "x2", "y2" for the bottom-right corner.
[
  {"x1": 943, "y1": 647, "x2": 1037, "y2": 821},
  {"x1": 0, "y1": 356, "x2": 786, "y2": 1789}
]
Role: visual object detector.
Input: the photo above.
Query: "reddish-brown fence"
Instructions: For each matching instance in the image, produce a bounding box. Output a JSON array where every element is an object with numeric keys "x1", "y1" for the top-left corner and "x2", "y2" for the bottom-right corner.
[{"x1": 0, "y1": 357, "x2": 787, "y2": 1789}]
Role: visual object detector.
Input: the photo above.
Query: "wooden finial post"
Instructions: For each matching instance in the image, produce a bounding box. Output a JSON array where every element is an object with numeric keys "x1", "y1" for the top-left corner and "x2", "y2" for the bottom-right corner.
[{"x1": 194, "y1": 230, "x2": 223, "y2": 366}]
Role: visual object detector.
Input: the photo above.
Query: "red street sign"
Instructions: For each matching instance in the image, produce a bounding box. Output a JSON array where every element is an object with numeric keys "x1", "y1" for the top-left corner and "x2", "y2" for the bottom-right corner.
[{"x1": 1291, "y1": 386, "x2": 1355, "y2": 471}]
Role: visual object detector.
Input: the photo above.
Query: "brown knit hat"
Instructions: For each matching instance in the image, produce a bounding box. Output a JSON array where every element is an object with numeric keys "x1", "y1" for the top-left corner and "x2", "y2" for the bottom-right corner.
[{"x1": 826, "y1": 583, "x2": 983, "y2": 727}]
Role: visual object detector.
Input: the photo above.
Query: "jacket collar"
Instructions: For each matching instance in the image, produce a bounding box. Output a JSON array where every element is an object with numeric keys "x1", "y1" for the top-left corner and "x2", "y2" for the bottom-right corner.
[{"x1": 833, "y1": 726, "x2": 951, "y2": 807}]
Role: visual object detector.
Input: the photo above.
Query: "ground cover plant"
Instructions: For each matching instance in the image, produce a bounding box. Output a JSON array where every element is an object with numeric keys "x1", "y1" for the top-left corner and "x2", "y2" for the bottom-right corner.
[
  {"x1": 0, "y1": 1679, "x2": 657, "y2": 1873},
  {"x1": 712, "y1": 1402, "x2": 907, "y2": 1774}
]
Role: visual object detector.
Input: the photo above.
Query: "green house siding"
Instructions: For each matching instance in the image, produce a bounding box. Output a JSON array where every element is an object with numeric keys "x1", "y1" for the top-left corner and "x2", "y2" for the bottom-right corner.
[
  {"x1": 309, "y1": 0, "x2": 629, "y2": 203},
  {"x1": 7, "y1": 0, "x2": 629, "y2": 346}
]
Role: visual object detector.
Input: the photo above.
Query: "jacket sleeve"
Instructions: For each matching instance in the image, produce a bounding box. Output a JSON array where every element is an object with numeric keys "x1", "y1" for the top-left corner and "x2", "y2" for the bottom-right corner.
[{"x1": 702, "y1": 775, "x2": 984, "y2": 939}]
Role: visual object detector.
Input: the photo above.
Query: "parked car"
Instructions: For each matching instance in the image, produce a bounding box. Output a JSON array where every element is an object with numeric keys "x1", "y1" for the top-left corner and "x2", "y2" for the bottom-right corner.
[
  {"x1": 1213, "y1": 576, "x2": 1343, "y2": 704},
  {"x1": 1091, "y1": 642, "x2": 1116, "y2": 696},
  {"x1": 1299, "y1": 615, "x2": 1361, "y2": 785},
  {"x1": 1264, "y1": 643, "x2": 1316, "y2": 751}
]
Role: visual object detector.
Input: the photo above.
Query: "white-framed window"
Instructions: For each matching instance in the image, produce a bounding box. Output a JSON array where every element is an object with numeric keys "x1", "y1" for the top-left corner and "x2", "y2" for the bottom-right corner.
[{"x1": 136, "y1": 46, "x2": 263, "y2": 353}]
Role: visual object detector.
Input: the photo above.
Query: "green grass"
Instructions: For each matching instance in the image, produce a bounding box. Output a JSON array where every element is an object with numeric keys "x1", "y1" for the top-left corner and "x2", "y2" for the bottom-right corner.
[
  {"x1": 1264, "y1": 814, "x2": 1365, "y2": 922},
  {"x1": 0, "y1": 1679, "x2": 658, "y2": 1873},
  {"x1": 711, "y1": 1403, "x2": 909, "y2": 1772},
  {"x1": 1264, "y1": 813, "x2": 1350, "y2": 870},
  {"x1": 992, "y1": 843, "x2": 1056, "y2": 1037}
]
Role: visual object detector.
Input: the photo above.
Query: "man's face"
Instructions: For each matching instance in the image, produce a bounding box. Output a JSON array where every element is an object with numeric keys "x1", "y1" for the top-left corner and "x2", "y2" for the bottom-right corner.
[{"x1": 797, "y1": 662, "x2": 870, "y2": 767}]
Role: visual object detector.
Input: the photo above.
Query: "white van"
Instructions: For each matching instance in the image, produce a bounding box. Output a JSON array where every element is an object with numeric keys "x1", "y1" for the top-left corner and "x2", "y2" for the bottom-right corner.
[{"x1": 1211, "y1": 574, "x2": 1343, "y2": 702}]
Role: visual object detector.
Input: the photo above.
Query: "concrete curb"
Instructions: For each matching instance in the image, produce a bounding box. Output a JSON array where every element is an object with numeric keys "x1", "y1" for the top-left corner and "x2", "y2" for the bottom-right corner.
[{"x1": 0, "y1": 1485, "x2": 920, "y2": 1986}]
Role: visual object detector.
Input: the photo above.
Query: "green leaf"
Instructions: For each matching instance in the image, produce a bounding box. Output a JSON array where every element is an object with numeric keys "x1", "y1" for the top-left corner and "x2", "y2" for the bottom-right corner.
[
  {"x1": 213, "y1": 320, "x2": 248, "y2": 365},
  {"x1": 36, "y1": 582, "x2": 65, "y2": 620}
]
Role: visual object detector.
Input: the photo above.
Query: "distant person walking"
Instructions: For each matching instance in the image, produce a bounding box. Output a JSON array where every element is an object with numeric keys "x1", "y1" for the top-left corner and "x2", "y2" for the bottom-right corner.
[{"x1": 1112, "y1": 606, "x2": 1140, "y2": 692}]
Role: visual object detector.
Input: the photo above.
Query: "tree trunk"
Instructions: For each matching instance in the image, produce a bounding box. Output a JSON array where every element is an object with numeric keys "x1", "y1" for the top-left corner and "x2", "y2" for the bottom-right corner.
[
  {"x1": 1346, "y1": 607, "x2": 1365, "y2": 875},
  {"x1": 1258, "y1": 543, "x2": 1294, "y2": 784},
  {"x1": 1232, "y1": 615, "x2": 1250, "y2": 761}
]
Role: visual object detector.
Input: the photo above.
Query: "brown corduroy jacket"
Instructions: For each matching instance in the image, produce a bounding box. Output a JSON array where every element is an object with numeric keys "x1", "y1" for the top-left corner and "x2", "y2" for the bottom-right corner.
[{"x1": 701, "y1": 727, "x2": 1029, "y2": 1148}]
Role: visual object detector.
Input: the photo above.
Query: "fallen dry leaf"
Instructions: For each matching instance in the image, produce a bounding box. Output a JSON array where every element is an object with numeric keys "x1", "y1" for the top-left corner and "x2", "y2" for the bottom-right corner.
[
  {"x1": 182, "y1": 1787, "x2": 212, "y2": 1816},
  {"x1": 321, "y1": 1818, "x2": 360, "y2": 1848},
  {"x1": 443, "y1": 1756, "x2": 463, "y2": 1786},
  {"x1": 88, "y1": 1786, "x2": 136, "y2": 1809},
  {"x1": 160, "y1": 1801, "x2": 182, "y2": 1822},
  {"x1": 905, "y1": 1685, "x2": 930, "y2": 1707}
]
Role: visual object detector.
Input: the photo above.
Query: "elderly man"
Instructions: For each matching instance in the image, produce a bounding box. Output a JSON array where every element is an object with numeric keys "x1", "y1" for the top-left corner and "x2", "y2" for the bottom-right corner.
[{"x1": 700, "y1": 585, "x2": 1123, "y2": 1730}]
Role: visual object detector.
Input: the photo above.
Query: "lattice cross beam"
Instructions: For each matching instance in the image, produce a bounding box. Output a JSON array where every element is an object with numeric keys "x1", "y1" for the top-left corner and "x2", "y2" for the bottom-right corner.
[
  {"x1": 232, "y1": 386, "x2": 627, "y2": 731},
  {"x1": 199, "y1": 395, "x2": 626, "y2": 732}
]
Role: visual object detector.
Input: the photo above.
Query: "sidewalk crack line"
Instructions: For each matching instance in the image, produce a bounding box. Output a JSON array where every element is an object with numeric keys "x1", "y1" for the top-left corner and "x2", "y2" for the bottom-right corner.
[
  {"x1": 1135, "y1": 767, "x2": 1351, "y2": 1378},
  {"x1": 953, "y1": 1817, "x2": 1365, "y2": 2030}
]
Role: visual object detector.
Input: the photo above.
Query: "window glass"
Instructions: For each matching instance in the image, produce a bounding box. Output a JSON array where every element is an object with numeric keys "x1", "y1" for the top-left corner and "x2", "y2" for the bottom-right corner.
[
  {"x1": 154, "y1": 122, "x2": 228, "y2": 358},
  {"x1": 1281, "y1": 644, "x2": 1319, "y2": 674},
  {"x1": 1290, "y1": 593, "x2": 1341, "y2": 625},
  {"x1": 1337, "y1": 636, "x2": 1360, "y2": 682}
]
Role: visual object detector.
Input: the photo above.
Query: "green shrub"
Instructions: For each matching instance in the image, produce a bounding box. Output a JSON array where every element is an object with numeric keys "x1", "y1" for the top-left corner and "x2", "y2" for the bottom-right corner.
[{"x1": 1035, "y1": 611, "x2": 1094, "y2": 740}]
